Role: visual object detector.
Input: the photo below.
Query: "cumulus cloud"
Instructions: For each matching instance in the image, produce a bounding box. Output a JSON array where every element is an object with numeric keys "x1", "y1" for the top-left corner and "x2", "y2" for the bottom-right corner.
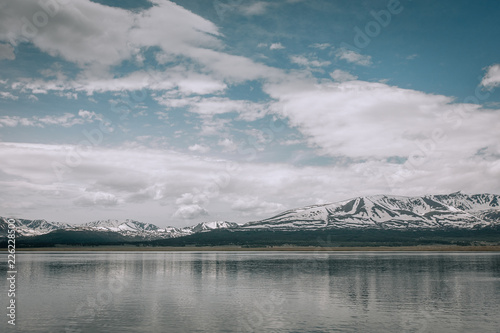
[
  {"x1": 335, "y1": 49, "x2": 372, "y2": 66},
  {"x1": 176, "y1": 192, "x2": 209, "y2": 206},
  {"x1": 329, "y1": 69, "x2": 357, "y2": 82},
  {"x1": 173, "y1": 204, "x2": 208, "y2": 220},
  {"x1": 270, "y1": 42, "x2": 285, "y2": 50},
  {"x1": 218, "y1": 138, "x2": 238, "y2": 152},
  {"x1": 188, "y1": 144, "x2": 211, "y2": 154},
  {"x1": 0, "y1": 91, "x2": 18, "y2": 100},
  {"x1": 481, "y1": 64, "x2": 500, "y2": 89}
]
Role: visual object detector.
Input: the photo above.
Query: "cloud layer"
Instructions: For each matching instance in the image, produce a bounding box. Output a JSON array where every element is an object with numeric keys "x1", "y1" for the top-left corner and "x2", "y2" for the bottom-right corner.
[
  {"x1": 0, "y1": 142, "x2": 498, "y2": 226},
  {"x1": 0, "y1": 0, "x2": 498, "y2": 227}
]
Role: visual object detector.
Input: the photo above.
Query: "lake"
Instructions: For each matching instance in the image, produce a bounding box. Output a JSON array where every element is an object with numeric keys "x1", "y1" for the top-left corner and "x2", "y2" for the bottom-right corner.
[{"x1": 1, "y1": 251, "x2": 500, "y2": 332}]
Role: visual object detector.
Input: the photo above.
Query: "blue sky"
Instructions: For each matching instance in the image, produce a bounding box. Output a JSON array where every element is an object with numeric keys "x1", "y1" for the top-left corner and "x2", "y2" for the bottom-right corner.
[{"x1": 0, "y1": 0, "x2": 499, "y2": 226}]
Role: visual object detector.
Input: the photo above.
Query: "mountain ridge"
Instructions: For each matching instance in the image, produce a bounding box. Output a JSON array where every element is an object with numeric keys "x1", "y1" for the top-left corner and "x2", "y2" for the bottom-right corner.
[
  {"x1": 243, "y1": 192, "x2": 499, "y2": 230},
  {"x1": 2, "y1": 192, "x2": 499, "y2": 241},
  {"x1": 0, "y1": 217, "x2": 240, "y2": 240}
]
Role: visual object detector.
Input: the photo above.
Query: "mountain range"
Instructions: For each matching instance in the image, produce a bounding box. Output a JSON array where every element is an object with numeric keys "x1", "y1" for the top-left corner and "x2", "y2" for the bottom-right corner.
[
  {"x1": 1, "y1": 192, "x2": 499, "y2": 245},
  {"x1": 0, "y1": 218, "x2": 239, "y2": 240}
]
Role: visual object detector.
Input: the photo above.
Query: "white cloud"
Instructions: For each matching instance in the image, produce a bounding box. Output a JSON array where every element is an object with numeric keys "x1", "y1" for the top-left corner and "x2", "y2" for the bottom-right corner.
[
  {"x1": 240, "y1": 2, "x2": 269, "y2": 16},
  {"x1": 1, "y1": 0, "x2": 284, "y2": 93},
  {"x1": 155, "y1": 111, "x2": 169, "y2": 122},
  {"x1": 265, "y1": 77, "x2": 500, "y2": 161},
  {"x1": 329, "y1": 69, "x2": 357, "y2": 82},
  {"x1": 228, "y1": 195, "x2": 284, "y2": 217},
  {"x1": 0, "y1": 91, "x2": 18, "y2": 100},
  {"x1": 173, "y1": 204, "x2": 208, "y2": 220},
  {"x1": 280, "y1": 139, "x2": 303, "y2": 146},
  {"x1": 0, "y1": 42, "x2": 15, "y2": 60},
  {"x1": 55, "y1": 91, "x2": 78, "y2": 99},
  {"x1": 14, "y1": 66, "x2": 228, "y2": 96},
  {"x1": 270, "y1": 43, "x2": 285, "y2": 50},
  {"x1": 188, "y1": 144, "x2": 211, "y2": 154},
  {"x1": 336, "y1": 49, "x2": 372, "y2": 66},
  {"x1": 0, "y1": 0, "x2": 498, "y2": 227},
  {"x1": 186, "y1": 48, "x2": 285, "y2": 83},
  {"x1": 202, "y1": 117, "x2": 234, "y2": 137},
  {"x1": 154, "y1": 95, "x2": 269, "y2": 121},
  {"x1": 481, "y1": 64, "x2": 500, "y2": 89},
  {"x1": 310, "y1": 43, "x2": 331, "y2": 50},
  {"x1": 0, "y1": 1, "x2": 134, "y2": 68},
  {"x1": 78, "y1": 109, "x2": 101, "y2": 121},
  {"x1": 74, "y1": 192, "x2": 119, "y2": 207},
  {"x1": 0, "y1": 142, "x2": 498, "y2": 226},
  {"x1": 37, "y1": 114, "x2": 84, "y2": 127},
  {"x1": 218, "y1": 138, "x2": 238, "y2": 152},
  {"x1": 176, "y1": 192, "x2": 209, "y2": 206},
  {"x1": 290, "y1": 55, "x2": 331, "y2": 68},
  {"x1": 0, "y1": 0, "x2": 220, "y2": 69},
  {"x1": 0, "y1": 111, "x2": 104, "y2": 128}
]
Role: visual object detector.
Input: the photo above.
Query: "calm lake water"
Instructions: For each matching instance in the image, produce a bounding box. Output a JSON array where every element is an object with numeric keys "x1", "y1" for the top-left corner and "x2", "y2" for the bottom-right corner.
[{"x1": 1, "y1": 251, "x2": 500, "y2": 332}]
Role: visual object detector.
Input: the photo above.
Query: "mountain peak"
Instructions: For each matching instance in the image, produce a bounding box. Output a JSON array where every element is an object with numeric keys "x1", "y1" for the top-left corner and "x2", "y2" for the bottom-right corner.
[{"x1": 191, "y1": 221, "x2": 239, "y2": 233}]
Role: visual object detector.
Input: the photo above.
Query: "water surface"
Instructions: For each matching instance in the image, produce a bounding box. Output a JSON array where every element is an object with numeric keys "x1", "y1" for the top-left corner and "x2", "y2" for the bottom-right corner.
[{"x1": 1, "y1": 251, "x2": 499, "y2": 332}]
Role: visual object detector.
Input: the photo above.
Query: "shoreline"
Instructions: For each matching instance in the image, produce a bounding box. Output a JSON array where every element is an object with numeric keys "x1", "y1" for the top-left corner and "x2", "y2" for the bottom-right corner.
[{"x1": 15, "y1": 245, "x2": 500, "y2": 252}]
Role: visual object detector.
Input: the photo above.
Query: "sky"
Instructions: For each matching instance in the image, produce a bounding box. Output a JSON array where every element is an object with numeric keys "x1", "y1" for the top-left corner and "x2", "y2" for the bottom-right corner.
[{"x1": 0, "y1": 0, "x2": 499, "y2": 227}]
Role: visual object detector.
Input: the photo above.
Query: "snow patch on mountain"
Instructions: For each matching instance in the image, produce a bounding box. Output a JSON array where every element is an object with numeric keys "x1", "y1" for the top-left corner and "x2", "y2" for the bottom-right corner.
[
  {"x1": 242, "y1": 192, "x2": 500, "y2": 230},
  {"x1": 0, "y1": 217, "x2": 72, "y2": 236},
  {"x1": 0, "y1": 217, "x2": 239, "y2": 239}
]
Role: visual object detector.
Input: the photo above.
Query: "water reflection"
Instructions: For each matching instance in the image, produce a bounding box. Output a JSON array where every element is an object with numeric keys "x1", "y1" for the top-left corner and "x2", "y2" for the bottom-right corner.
[{"x1": 0, "y1": 252, "x2": 499, "y2": 332}]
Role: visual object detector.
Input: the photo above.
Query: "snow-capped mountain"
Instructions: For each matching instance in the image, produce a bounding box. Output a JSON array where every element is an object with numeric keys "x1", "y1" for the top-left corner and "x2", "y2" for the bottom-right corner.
[
  {"x1": 77, "y1": 220, "x2": 239, "y2": 238},
  {"x1": 82, "y1": 219, "x2": 159, "y2": 231},
  {"x1": 0, "y1": 217, "x2": 73, "y2": 236},
  {"x1": 242, "y1": 192, "x2": 500, "y2": 230},
  {"x1": 429, "y1": 192, "x2": 498, "y2": 213},
  {"x1": 0, "y1": 217, "x2": 239, "y2": 239},
  {"x1": 77, "y1": 219, "x2": 169, "y2": 240},
  {"x1": 2, "y1": 192, "x2": 499, "y2": 241},
  {"x1": 190, "y1": 221, "x2": 239, "y2": 233}
]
